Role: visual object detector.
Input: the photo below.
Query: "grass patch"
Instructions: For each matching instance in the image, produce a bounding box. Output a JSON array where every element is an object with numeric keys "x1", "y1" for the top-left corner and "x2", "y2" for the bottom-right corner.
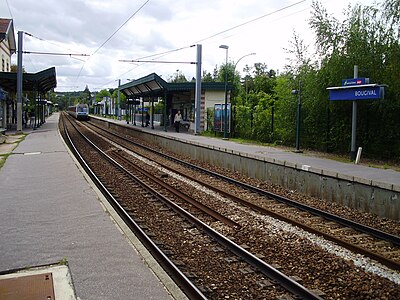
[
  {"x1": 59, "y1": 258, "x2": 69, "y2": 266},
  {"x1": 200, "y1": 131, "x2": 276, "y2": 147},
  {"x1": 200, "y1": 131, "x2": 399, "y2": 170},
  {"x1": 0, "y1": 153, "x2": 11, "y2": 169},
  {"x1": 0, "y1": 134, "x2": 28, "y2": 169}
]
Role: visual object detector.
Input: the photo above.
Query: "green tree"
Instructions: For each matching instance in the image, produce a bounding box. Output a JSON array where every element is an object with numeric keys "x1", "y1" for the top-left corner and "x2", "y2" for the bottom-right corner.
[
  {"x1": 111, "y1": 89, "x2": 127, "y2": 109},
  {"x1": 217, "y1": 61, "x2": 241, "y2": 104},
  {"x1": 83, "y1": 85, "x2": 91, "y2": 104},
  {"x1": 96, "y1": 89, "x2": 112, "y2": 102},
  {"x1": 202, "y1": 70, "x2": 214, "y2": 82},
  {"x1": 304, "y1": 0, "x2": 400, "y2": 159},
  {"x1": 272, "y1": 74, "x2": 296, "y2": 145},
  {"x1": 168, "y1": 69, "x2": 188, "y2": 83},
  {"x1": 229, "y1": 0, "x2": 399, "y2": 162},
  {"x1": 253, "y1": 64, "x2": 276, "y2": 95}
]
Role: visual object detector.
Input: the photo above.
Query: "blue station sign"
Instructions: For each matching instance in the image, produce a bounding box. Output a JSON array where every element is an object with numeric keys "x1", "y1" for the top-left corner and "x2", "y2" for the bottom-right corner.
[{"x1": 327, "y1": 84, "x2": 385, "y2": 101}]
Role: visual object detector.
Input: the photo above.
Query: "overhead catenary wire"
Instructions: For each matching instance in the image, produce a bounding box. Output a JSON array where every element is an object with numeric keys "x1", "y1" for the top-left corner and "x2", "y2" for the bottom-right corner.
[
  {"x1": 22, "y1": 51, "x2": 89, "y2": 57},
  {"x1": 24, "y1": 32, "x2": 86, "y2": 54},
  {"x1": 90, "y1": 0, "x2": 151, "y2": 57},
  {"x1": 26, "y1": 54, "x2": 38, "y2": 73},
  {"x1": 127, "y1": 0, "x2": 307, "y2": 62},
  {"x1": 133, "y1": 45, "x2": 196, "y2": 61},
  {"x1": 74, "y1": 0, "x2": 151, "y2": 85},
  {"x1": 5, "y1": 0, "x2": 13, "y2": 20},
  {"x1": 119, "y1": 60, "x2": 196, "y2": 64},
  {"x1": 194, "y1": 0, "x2": 306, "y2": 44},
  {"x1": 110, "y1": 1, "x2": 308, "y2": 90}
]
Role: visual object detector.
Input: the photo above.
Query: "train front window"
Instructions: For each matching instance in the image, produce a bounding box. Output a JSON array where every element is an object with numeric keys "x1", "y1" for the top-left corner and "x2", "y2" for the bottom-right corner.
[{"x1": 77, "y1": 106, "x2": 88, "y2": 113}]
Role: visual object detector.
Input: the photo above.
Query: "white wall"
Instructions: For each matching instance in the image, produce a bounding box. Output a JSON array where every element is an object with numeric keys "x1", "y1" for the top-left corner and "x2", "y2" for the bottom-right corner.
[{"x1": 204, "y1": 90, "x2": 229, "y2": 109}]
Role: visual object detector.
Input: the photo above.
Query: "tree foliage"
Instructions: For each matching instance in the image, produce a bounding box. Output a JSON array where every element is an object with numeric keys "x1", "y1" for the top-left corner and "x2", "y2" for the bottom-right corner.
[
  {"x1": 95, "y1": 89, "x2": 112, "y2": 102},
  {"x1": 168, "y1": 69, "x2": 188, "y2": 83},
  {"x1": 203, "y1": 0, "x2": 400, "y2": 162}
]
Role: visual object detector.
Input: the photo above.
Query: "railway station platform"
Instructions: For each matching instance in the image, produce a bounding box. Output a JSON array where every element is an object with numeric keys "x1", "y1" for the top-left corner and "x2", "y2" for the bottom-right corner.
[
  {"x1": 0, "y1": 113, "x2": 184, "y2": 300},
  {"x1": 91, "y1": 115, "x2": 400, "y2": 221},
  {"x1": 97, "y1": 115, "x2": 400, "y2": 188}
]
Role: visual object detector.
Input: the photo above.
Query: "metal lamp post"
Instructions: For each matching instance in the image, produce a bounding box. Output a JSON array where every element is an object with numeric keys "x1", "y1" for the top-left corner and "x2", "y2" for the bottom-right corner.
[
  {"x1": 234, "y1": 53, "x2": 256, "y2": 72},
  {"x1": 233, "y1": 52, "x2": 255, "y2": 138},
  {"x1": 219, "y1": 45, "x2": 229, "y2": 139},
  {"x1": 291, "y1": 80, "x2": 302, "y2": 152}
]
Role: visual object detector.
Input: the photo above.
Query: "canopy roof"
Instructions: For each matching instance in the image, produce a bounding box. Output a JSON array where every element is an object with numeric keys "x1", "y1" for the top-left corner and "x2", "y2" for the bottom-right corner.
[
  {"x1": 0, "y1": 67, "x2": 57, "y2": 94},
  {"x1": 119, "y1": 72, "x2": 230, "y2": 99},
  {"x1": 119, "y1": 73, "x2": 168, "y2": 98}
]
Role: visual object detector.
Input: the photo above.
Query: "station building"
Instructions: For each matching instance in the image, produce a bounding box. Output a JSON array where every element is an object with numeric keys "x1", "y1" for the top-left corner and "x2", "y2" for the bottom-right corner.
[{"x1": 119, "y1": 73, "x2": 232, "y2": 132}]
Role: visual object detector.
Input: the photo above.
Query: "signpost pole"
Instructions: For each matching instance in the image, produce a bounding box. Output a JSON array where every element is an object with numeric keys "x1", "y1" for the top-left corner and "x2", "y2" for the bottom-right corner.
[
  {"x1": 350, "y1": 65, "x2": 358, "y2": 160},
  {"x1": 295, "y1": 80, "x2": 302, "y2": 152}
]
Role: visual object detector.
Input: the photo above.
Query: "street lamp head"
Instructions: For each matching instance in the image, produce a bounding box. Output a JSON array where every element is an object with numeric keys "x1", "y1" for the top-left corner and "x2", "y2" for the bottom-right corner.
[
  {"x1": 291, "y1": 90, "x2": 299, "y2": 95},
  {"x1": 219, "y1": 45, "x2": 229, "y2": 50}
]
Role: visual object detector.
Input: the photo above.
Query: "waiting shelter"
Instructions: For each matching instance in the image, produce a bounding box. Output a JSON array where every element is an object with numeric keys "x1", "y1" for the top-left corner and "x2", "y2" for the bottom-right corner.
[
  {"x1": 119, "y1": 73, "x2": 231, "y2": 132},
  {"x1": 0, "y1": 67, "x2": 57, "y2": 130}
]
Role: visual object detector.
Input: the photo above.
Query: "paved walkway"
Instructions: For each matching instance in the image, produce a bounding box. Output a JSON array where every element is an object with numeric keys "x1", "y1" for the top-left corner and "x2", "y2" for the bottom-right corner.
[
  {"x1": 99, "y1": 116, "x2": 400, "y2": 191},
  {"x1": 0, "y1": 113, "x2": 184, "y2": 300}
]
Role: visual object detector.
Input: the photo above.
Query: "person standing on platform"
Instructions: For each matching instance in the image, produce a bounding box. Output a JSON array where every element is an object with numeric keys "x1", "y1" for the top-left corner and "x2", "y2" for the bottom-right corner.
[
  {"x1": 174, "y1": 110, "x2": 182, "y2": 132},
  {"x1": 145, "y1": 111, "x2": 150, "y2": 127}
]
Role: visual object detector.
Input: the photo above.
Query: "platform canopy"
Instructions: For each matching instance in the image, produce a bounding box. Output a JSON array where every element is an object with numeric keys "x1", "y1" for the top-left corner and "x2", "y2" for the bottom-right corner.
[
  {"x1": 119, "y1": 72, "x2": 229, "y2": 99},
  {"x1": 0, "y1": 67, "x2": 57, "y2": 94},
  {"x1": 119, "y1": 73, "x2": 168, "y2": 98}
]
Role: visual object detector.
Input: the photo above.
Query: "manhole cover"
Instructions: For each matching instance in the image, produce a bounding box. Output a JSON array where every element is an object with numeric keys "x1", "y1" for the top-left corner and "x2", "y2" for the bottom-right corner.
[{"x1": 0, "y1": 272, "x2": 55, "y2": 300}]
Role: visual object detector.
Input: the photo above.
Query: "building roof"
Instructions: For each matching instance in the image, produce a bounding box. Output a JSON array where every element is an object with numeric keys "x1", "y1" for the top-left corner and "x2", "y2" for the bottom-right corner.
[
  {"x1": 0, "y1": 67, "x2": 57, "y2": 94},
  {"x1": 0, "y1": 18, "x2": 16, "y2": 54},
  {"x1": 119, "y1": 73, "x2": 168, "y2": 98},
  {"x1": 119, "y1": 72, "x2": 231, "y2": 99}
]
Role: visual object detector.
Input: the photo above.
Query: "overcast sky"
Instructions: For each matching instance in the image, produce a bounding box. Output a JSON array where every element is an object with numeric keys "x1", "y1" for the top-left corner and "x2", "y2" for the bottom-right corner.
[{"x1": 1, "y1": 0, "x2": 377, "y2": 92}]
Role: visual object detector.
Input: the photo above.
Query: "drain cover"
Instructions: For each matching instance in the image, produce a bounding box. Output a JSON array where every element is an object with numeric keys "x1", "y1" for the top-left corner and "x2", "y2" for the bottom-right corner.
[{"x1": 0, "y1": 272, "x2": 55, "y2": 300}]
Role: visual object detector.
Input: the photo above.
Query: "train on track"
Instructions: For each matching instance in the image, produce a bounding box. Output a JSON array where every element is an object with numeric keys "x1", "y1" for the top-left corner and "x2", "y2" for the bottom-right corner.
[{"x1": 68, "y1": 103, "x2": 89, "y2": 120}]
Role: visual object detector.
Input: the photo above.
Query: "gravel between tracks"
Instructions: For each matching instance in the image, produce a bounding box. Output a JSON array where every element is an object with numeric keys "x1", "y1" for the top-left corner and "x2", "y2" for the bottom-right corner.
[{"x1": 71, "y1": 118, "x2": 400, "y2": 299}]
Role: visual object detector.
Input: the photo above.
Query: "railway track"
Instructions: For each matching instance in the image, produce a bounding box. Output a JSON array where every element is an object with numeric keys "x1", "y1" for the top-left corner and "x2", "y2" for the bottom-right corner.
[
  {"x1": 60, "y1": 114, "x2": 400, "y2": 298},
  {"x1": 84, "y1": 118, "x2": 400, "y2": 271},
  {"x1": 60, "y1": 113, "x2": 325, "y2": 299},
  {"x1": 79, "y1": 117, "x2": 400, "y2": 299}
]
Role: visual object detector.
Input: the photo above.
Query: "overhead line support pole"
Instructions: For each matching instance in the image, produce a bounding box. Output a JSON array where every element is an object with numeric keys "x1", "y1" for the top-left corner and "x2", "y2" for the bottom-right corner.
[
  {"x1": 118, "y1": 79, "x2": 121, "y2": 120},
  {"x1": 195, "y1": 44, "x2": 202, "y2": 135},
  {"x1": 17, "y1": 31, "x2": 23, "y2": 132}
]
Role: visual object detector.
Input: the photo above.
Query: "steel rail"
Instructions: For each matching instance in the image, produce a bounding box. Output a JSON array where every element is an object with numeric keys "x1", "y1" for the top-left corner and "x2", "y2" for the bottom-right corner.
[
  {"x1": 87, "y1": 120, "x2": 400, "y2": 248},
  {"x1": 144, "y1": 159, "x2": 400, "y2": 270},
  {"x1": 86, "y1": 120, "x2": 400, "y2": 271},
  {"x1": 61, "y1": 115, "x2": 207, "y2": 300},
  {"x1": 74, "y1": 117, "x2": 324, "y2": 299},
  {"x1": 111, "y1": 151, "x2": 240, "y2": 228}
]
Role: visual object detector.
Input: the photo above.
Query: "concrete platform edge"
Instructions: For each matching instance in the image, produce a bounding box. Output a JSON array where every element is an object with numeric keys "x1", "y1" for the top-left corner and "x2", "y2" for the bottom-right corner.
[{"x1": 91, "y1": 115, "x2": 400, "y2": 220}]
